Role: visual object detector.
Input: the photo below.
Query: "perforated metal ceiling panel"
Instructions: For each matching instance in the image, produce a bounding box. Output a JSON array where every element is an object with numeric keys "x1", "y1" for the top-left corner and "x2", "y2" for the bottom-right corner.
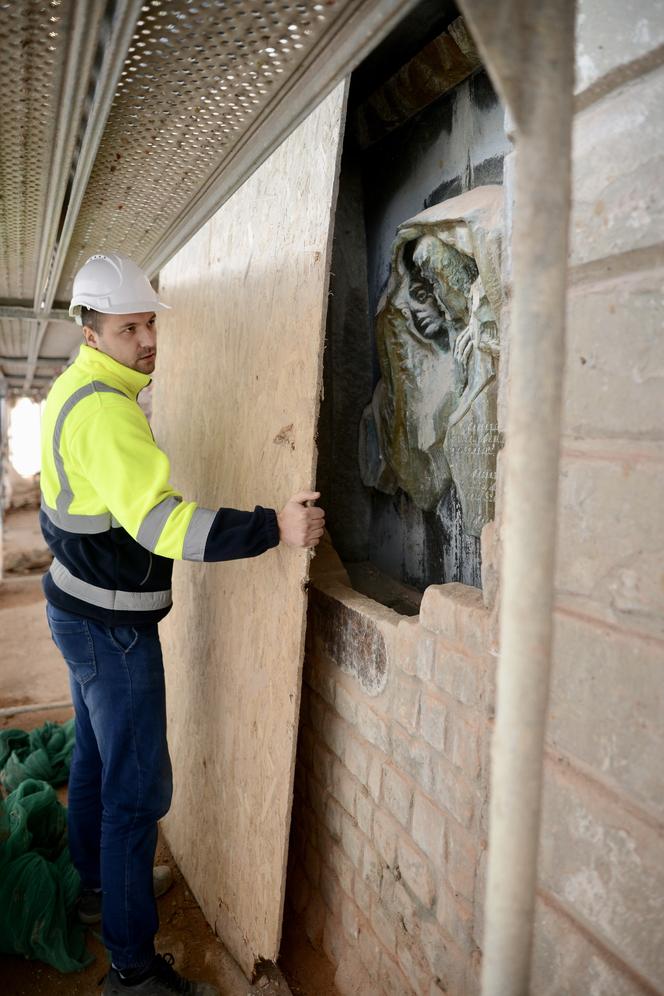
[
  {"x1": 0, "y1": 0, "x2": 75, "y2": 301},
  {"x1": 58, "y1": 0, "x2": 417, "y2": 295},
  {"x1": 63, "y1": 1, "x2": 337, "y2": 278},
  {"x1": 0, "y1": 0, "x2": 419, "y2": 395}
]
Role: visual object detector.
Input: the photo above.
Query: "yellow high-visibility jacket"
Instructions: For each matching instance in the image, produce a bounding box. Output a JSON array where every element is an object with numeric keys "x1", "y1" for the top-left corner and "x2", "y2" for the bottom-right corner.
[{"x1": 40, "y1": 344, "x2": 279, "y2": 624}]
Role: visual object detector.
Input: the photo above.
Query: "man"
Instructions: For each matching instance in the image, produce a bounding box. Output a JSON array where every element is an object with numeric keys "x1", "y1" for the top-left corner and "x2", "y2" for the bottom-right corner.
[{"x1": 40, "y1": 252, "x2": 325, "y2": 995}]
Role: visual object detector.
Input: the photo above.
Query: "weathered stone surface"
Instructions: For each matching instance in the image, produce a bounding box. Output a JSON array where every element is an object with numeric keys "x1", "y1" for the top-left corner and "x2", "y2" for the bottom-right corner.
[
  {"x1": 373, "y1": 808, "x2": 399, "y2": 868},
  {"x1": 353, "y1": 873, "x2": 373, "y2": 921},
  {"x1": 356, "y1": 17, "x2": 482, "y2": 147},
  {"x1": 446, "y1": 820, "x2": 480, "y2": 905},
  {"x1": 370, "y1": 892, "x2": 398, "y2": 954},
  {"x1": 309, "y1": 584, "x2": 394, "y2": 695},
  {"x1": 328, "y1": 840, "x2": 354, "y2": 897},
  {"x1": 420, "y1": 581, "x2": 491, "y2": 654},
  {"x1": 359, "y1": 186, "x2": 504, "y2": 538},
  {"x1": 445, "y1": 710, "x2": 482, "y2": 781},
  {"x1": 362, "y1": 844, "x2": 384, "y2": 895},
  {"x1": 549, "y1": 613, "x2": 664, "y2": 821},
  {"x1": 418, "y1": 919, "x2": 467, "y2": 995},
  {"x1": 322, "y1": 913, "x2": 347, "y2": 968},
  {"x1": 357, "y1": 67, "x2": 508, "y2": 591},
  {"x1": 412, "y1": 792, "x2": 445, "y2": 866},
  {"x1": 433, "y1": 642, "x2": 489, "y2": 710},
  {"x1": 395, "y1": 616, "x2": 422, "y2": 676},
  {"x1": 340, "y1": 812, "x2": 365, "y2": 873},
  {"x1": 391, "y1": 724, "x2": 434, "y2": 795},
  {"x1": 334, "y1": 947, "x2": 375, "y2": 996},
  {"x1": 344, "y1": 734, "x2": 370, "y2": 788},
  {"x1": 379, "y1": 950, "x2": 419, "y2": 996},
  {"x1": 396, "y1": 932, "x2": 434, "y2": 996},
  {"x1": 354, "y1": 699, "x2": 391, "y2": 755},
  {"x1": 555, "y1": 453, "x2": 664, "y2": 631},
  {"x1": 382, "y1": 764, "x2": 414, "y2": 829},
  {"x1": 305, "y1": 657, "x2": 337, "y2": 708},
  {"x1": 397, "y1": 837, "x2": 436, "y2": 910},
  {"x1": 391, "y1": 672, "x2": 421, "y2": 735},
  {"x1": 539, "y1": 761, "x2": 664, "y2": 989},
  {"x1": 357, "y1": 922, "x2": 382, "y2": 982},
  {"x1": 435, "y1": 885, "x2": 475, "y2": 955},
  {"x1": 575, "y1": 0, "x2": 664, "y2": 96},
  {"x1": 531, "y1": 896, "x2": 649, "y2": 996},
  {"x1": 420, "y1": 691, "x2": 447, "y2": 753},
  {"x1": 432, "y1": 755, "x2": 478, "y2": 832},
  {"x1": 563, "y1": 270, "x2": 664, "y2": 440},
  {"x1": 355, "y1": 789, "x2": 374, "y2": 838},
  {"x1": 571, "y1": 66, "x2": 664, "y2": 267}
]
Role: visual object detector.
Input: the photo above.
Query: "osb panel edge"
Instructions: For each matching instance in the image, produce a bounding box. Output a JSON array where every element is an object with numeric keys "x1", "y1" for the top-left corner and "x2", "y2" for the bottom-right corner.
[{"x1": 152, "y1": 81, "x2": 349, "y2": 976}]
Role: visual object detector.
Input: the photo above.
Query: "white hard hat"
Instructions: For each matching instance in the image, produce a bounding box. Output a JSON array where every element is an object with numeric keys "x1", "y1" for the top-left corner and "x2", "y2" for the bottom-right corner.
[{"x1": 69, "y1": 252, "x2": 171, "y2": 326}]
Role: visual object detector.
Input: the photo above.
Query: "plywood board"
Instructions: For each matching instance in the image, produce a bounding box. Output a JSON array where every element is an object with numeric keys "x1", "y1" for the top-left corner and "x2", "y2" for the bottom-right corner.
[{"x1": 151, "y1": 82, "x2": 347, "y2": 975}]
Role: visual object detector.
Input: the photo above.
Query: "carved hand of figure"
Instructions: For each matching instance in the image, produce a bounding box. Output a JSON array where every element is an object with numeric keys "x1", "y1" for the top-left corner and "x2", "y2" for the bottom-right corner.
[
  {"x1": 453, "y1": 322, "x2": 476, "y2": 368},
  {"x1": 453, "y1": 312, "x2": 479, "y2": 370},
  {"x1": 454, "y1": 282, "x2": 490, "y2": 369}
]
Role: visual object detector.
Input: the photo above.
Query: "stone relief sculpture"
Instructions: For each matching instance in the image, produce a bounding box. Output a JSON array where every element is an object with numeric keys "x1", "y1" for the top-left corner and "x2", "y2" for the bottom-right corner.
[{"x1": 359, "y1": 185, "x2": 503, "y2": 537}]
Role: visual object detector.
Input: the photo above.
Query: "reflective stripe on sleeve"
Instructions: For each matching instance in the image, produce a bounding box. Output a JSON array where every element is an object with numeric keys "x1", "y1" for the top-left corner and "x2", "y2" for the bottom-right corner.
[
  {"x1": 182, "y1": 507, "x2": 216, "y2": 561},
  {"x1": 136, "y1": 495, "x2": 183, "y2": 551},
  {"x1": 49, "y1": 558, "x2": 172, "y2": 612}
]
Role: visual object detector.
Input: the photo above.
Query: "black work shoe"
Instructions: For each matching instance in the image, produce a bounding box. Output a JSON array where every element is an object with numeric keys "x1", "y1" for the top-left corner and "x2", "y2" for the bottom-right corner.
[
  {"x1": 102, "y1": 953, "x2": 219, "y2": 995},
  {"x1": 78, "y1": 866, "x2": 174, "y2": 924}
]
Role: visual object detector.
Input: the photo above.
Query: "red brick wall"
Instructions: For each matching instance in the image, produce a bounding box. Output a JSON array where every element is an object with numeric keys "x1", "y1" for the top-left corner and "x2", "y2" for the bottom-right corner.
[{"x1": 286, "y1": 577, "x2": 497, "y2": 996}]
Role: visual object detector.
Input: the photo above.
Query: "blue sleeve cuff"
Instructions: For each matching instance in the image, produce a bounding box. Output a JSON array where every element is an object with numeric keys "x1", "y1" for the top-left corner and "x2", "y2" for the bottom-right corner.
[{"x1": 203, "y1": 505, "x2": 280, "y2": 562}]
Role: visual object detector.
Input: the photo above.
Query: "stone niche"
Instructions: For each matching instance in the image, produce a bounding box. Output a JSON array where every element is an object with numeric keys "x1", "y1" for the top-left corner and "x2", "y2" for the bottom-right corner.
[
  {"x1": 359, "y1": 185, "x2": 503, "y2": 543},
  {"x1": 316, "y1": 59, "x2": 508, "y2": 600}
]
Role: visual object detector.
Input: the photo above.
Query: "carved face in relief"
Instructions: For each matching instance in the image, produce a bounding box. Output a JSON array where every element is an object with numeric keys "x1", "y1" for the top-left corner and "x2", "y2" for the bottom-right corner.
[
  {"x1": 404, "y1": 236, "x2": 479, "y2": 348},
  {"x1": 358, "y1": 186, "x2": 503, "y2": 537}
]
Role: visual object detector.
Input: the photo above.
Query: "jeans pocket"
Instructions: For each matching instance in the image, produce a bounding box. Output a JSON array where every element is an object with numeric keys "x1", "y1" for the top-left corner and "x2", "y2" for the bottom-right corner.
[
  {"x1": 107, "y1": 625, "x2": 139, "y2": 655},
  {"x1": 47, "y1": 611, "x2": 97, "y2": 686}
]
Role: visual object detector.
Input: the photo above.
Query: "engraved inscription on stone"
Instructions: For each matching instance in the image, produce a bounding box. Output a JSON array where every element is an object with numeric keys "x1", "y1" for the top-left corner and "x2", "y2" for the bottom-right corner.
[{"x1": 359, "y1": 186, "x2": 503, "y2": 537}]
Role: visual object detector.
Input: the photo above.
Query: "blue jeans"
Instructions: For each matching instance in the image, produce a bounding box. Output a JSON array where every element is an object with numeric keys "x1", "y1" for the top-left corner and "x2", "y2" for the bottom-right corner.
[{"x1": 46, "y1": 603, "x2": 173, "y2": 970}]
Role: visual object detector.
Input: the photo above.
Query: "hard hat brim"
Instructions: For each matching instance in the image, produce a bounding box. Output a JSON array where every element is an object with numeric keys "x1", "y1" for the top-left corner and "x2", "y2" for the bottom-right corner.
[{"x1": 70, "y1": 300, "x2": 171, "y2": 319}]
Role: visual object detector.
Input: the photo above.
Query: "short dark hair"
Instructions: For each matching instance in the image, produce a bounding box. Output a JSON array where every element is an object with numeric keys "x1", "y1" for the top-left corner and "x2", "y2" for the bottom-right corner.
[{"x1": 81, "y1": 307, "x2": 104, "y2": 334}]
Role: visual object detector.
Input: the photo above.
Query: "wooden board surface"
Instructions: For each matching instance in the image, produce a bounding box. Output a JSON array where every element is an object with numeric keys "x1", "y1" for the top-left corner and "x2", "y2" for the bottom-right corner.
[{"x1": 152, "y1": 82, "x2": 347, "y2": 975}]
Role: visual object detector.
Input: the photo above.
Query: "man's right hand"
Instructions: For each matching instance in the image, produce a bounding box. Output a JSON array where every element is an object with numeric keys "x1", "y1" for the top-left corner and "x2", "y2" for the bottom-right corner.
[{"x1": 277, "y1": 491, "x2": 325, "y2": 548}]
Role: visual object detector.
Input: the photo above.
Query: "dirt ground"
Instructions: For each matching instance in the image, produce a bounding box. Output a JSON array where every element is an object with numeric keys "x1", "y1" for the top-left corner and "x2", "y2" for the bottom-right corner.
[{"x1": 0, "y1": 510, "x2": 337, "y2": 996}]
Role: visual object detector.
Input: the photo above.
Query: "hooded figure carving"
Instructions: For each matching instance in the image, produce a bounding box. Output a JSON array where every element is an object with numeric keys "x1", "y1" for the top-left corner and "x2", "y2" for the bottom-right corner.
[{"x1": 359, "y1": 185, "x2": 503, "y2": 537}]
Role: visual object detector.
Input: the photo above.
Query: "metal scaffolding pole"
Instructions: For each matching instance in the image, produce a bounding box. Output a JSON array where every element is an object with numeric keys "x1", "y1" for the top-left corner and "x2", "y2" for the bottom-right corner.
[{"x1": 457, "y1": 2, "x2": 576, "y2": 993}]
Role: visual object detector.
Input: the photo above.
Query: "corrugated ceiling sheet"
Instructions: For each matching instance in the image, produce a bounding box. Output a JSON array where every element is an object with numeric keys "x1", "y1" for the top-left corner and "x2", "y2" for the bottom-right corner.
[{"x1": 0, "y1": 319, "x2": 32, "y2": 359}]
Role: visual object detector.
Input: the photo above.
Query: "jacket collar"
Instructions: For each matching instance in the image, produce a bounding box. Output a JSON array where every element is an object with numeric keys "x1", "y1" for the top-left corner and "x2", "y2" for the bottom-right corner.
[{"x1": 74, "y1": 344, "x2": 151, "y2": 401}]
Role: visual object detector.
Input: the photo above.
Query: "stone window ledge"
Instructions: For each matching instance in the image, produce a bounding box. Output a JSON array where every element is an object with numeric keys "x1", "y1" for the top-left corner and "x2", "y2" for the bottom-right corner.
[{"x1": 308, "y1": 535, "x2": 495, "y2": 696}]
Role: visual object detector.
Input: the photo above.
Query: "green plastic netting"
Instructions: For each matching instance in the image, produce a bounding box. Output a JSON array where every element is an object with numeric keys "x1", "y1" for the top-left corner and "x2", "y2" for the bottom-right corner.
[
  {"x1": 0, "y1": 718, "x2": 75, "y2": 792},
  {"x1": 0, "y1": 720, "x2": 92, "y2": 973}
]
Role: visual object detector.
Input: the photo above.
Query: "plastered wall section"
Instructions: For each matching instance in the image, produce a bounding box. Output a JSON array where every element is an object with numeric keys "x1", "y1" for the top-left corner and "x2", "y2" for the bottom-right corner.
[
  {"x1": 286, "y1": 6, "x2": 664, "y2": 996},
  {"x1": 529, "y1": 6, "x2": 664, "y2": 993},
  {"x1": 152, "y1": 82, "x2": 347, "y2": 976}
]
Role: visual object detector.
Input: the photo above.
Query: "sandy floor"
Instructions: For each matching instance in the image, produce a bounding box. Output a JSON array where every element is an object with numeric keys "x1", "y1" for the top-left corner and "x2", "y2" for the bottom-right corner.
[
  {"x1": 0, "y1": 512, "x2": 337, "y2": 996},
  {"x1": 0, "y1": 575, "x2": 71, "y2": 710}
]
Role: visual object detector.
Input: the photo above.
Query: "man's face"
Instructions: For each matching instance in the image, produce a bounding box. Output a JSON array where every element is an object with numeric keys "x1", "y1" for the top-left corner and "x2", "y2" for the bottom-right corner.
[{"x1": 83, "y1": 311, "x2": 157, "y2": 374}]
